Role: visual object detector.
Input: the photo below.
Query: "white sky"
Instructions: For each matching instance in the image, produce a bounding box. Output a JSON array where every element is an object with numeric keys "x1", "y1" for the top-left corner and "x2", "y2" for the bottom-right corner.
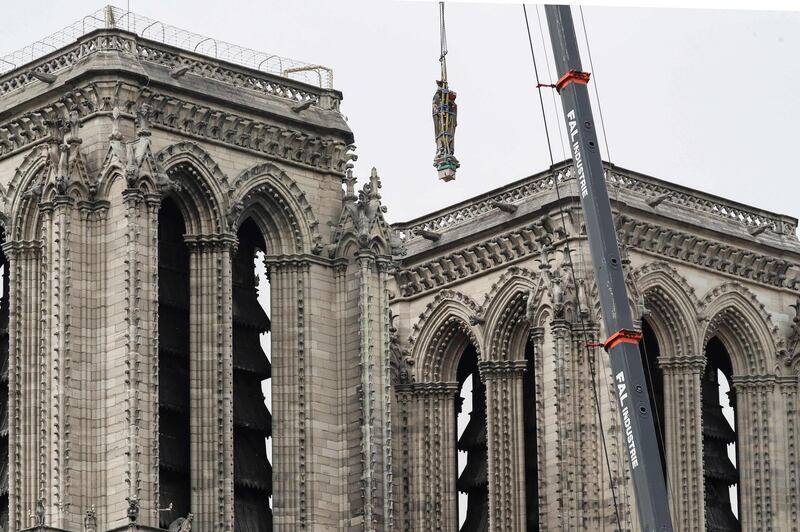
[{"x1": 1, "y1": 1, "x2": 799, "y2": 226}]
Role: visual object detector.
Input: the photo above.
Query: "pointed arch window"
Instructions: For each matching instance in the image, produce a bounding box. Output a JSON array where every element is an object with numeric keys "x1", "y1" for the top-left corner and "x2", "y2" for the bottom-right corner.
[
  {"x1": 639, "y1": 319, "x2": 666, "y2": 478},
  {"x1": 702, "y1": 337, "x2": 739, "y2": 532},
  {"x1": 456, "y1": 345, "x2": 488, "y2": 532},
  {"x1": 232, "y1": 218, "x2": 272, "y2": 530},
  {"x1": 157, "y1": 199, "x2": 192, "y2": 527},
  {"x1": 522, "y1": 336, "x2": 539, "y2": 531}
]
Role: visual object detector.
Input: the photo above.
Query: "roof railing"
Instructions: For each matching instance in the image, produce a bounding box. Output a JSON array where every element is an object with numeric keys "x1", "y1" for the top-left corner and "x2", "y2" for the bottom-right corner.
[{"x1": 1, "y1": 5, "x2": 332, "y2": 88}]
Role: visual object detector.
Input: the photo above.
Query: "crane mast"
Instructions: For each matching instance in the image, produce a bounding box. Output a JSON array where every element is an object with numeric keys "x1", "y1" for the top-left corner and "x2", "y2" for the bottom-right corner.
[{"x1": 543, "y1": 5, "x2": 674, "y2": 531}]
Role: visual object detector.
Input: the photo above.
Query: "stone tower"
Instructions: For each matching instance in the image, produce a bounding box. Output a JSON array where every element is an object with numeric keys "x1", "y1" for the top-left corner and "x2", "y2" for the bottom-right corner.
[
  {"x1": 0, "y1": 6, "x2": 404, "y2": 531},
  {"x1": 2, "y1": 6, "x2": 800, "y2": 532}
]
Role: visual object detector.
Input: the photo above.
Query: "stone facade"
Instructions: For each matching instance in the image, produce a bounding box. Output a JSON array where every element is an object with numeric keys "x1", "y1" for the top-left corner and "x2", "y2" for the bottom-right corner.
[{"x1": 0, "y1": 16, "x2": 798, "y2": 532}]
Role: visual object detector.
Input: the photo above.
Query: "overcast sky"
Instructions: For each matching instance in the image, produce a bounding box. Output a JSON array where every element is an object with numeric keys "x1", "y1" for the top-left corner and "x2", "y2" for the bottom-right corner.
[{"x1": 2, "y1": 1, "x2": 798, "y2": 226}]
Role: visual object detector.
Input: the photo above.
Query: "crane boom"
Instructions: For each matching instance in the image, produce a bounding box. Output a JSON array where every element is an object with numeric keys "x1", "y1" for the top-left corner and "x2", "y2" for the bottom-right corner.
[{"x1": 544, "y1": 5, "x2": 674, "y2": 531}]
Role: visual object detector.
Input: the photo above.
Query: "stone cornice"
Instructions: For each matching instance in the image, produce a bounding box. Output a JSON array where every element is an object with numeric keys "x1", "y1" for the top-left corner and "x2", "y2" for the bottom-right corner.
[
  {"x1": 0, "y1": 83, "x2": 355, "y2": 177},
  {"x1": 393, "y1": 216, "x2": 800, "y2": 300},
  {"x1": 0, "y1": 28, "x2": 342, "y2": 110},
  {"x1": 394, "y1": 162, "x2": 797, "y2": 245}
]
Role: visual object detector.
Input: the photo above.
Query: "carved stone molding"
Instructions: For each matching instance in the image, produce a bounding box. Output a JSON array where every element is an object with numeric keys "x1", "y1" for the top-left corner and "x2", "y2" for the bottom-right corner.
[
  {"x1": 618, "y1": 214, "x2": 799, "y2": 289},
  {"x1": 0, "y1": 85, "x2": 353, "y2": 177},
  {"x1": 232, "y1": 162, "x2": 324, "y2": 254},
  {"x1": 395, "y1": 218, "x2": 800, "y2": 300},
  {"x1": 395, "y1": 223, "x2": 540, "y2": 298},
  {"x1": 478, "y1": 359, "x2": 527, "y2": 376}
]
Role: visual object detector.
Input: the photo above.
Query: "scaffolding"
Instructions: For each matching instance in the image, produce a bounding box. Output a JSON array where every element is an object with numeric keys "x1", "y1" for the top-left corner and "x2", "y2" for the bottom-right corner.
[{"x1": 0, "y1": 5, "x2": 333, "y2": 88}]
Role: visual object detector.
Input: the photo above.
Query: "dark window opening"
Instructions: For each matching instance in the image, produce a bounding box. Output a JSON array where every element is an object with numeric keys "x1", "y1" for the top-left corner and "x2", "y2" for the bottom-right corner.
[
  {"x1": 703, "y1": 337, "x2": 740, "y2": 532},
  {"x1": 522, "y1": 338, "x2": 538, "y2": 532},
  {"x1": 232, "y1": 218, "x2": 272, "y2": 530},
  {"x1": 456, "y1": 345, "x2": 488, "y2": 532},
  {"x1": 157, "y1": 199, "x2": 191, "y2": 527},
  {"x1": 639, "y1": 320, "x2": 666, "y2": 478}
]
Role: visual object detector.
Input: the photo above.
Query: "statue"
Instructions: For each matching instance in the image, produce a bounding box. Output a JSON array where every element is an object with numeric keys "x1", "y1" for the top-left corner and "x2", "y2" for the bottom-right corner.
[
  {"x1": 68, "y1": 106, "x2": 82, "y2": 144},
  {"x1": 551, "y1": 274, "x2": 565, "y2": 318},
  {"x1": 168, "y1": 512, "x2": 194, "y2": 532},
  {"x1": 525, "y1": 287, "x2": 537, "y2": 325},
  {"x1": 84, "y1": 505, "x2": 97, "y2": 532},
  {"x1": 432, "y1": 79, "x2": 459, "y2": 181},
  {"x1": 126, "y1": 495, "x2": 139, "y2": 523},
  {"x1": 34, "y1": 497, "x2": 45, "y2": 527}
]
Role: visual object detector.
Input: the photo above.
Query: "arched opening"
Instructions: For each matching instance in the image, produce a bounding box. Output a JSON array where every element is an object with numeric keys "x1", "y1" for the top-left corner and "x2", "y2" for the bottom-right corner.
[
  {"x1": 639, "y1": 319, "x2": 666, "y2": 478},
  {"x1": 0, "y1": 231, "x2": 8, "y2": 531},
  {"x1": 232, "y1": 218, "x2": 272, "y2": 530},
  {"x1": 522, "y1": 337, "x2": 538, "y2": 531},
  {"x1": 702, "y1": 337, "x2": 739, "y2": 531},
  {"x1": 456, "y1": 344, "x2": 488, "y2": 532},
  {"x1": 157, "y1": 199, "x2": 192, "y2": 526}
]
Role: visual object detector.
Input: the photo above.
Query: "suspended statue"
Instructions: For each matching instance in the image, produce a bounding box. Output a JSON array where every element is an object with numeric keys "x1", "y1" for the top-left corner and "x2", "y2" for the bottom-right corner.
[{"x1": 433, "y1": 2, "x2": 459, "y2": 181}]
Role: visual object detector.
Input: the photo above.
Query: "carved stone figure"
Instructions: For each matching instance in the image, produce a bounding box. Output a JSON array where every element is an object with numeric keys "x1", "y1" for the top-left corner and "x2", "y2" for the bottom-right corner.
[
  {"x1": 525, "y1": 287, "x2": 537, "y2": 325},
  {"x1": 84, "y1": 506, "x2": 97, "y2": 532},
  {"x1": 126, "y1": 496, "x2": 139, "y2": 523},
  {"x1": 168, "y1": 512, "x2": 194, "y2": 532},
  {"x1": 551, "y1": 273, "x2": 565, "y2": 318},
  {"x1": 34, "y1": 497, "x2": 45, "y2": 527}
]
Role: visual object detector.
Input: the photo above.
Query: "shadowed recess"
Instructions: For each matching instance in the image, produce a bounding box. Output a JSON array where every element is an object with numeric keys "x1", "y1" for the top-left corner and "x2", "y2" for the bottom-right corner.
[{"x1": 157, "y1": 199, "x2": 191, "y2": 526}]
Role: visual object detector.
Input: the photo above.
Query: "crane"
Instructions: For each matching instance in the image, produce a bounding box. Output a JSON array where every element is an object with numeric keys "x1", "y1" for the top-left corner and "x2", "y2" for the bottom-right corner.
[{"x1": 544, "y1": 5, "x2": 674, "y2": 531}]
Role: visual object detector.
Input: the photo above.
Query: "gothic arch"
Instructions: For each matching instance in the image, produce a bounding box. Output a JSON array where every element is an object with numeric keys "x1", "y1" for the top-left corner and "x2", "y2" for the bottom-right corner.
[
  {"x1": 700, "y1": 282, "x2": 780, "y2": 376},
  {"x1": 481, "y1": 267, "x2": 538, "y2": 361},
  {"x1": 156, "y1": 142, "x2": 228, "y2": 234},
  {"x1": 634, "y1": 262, "x2": 702, "y2": 358},
  {"x1": 5, "y1": 146, "x2": 47, "y2": 241},
  {"x1": 408, "y1": 290, "x2": 483, "y2": 383},
  {"x1": 231, "y1": 162, "x2": 322, "y2": 256}
]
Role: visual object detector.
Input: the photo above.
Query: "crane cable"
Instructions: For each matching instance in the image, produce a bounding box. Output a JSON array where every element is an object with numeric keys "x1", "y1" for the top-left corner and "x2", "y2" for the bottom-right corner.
[
  {"x1": 523, "y1": 5, "x2": 624, "y2": 530},
  {"x1": 440, "y1": 1, "x2": 448, "y2": 81}
]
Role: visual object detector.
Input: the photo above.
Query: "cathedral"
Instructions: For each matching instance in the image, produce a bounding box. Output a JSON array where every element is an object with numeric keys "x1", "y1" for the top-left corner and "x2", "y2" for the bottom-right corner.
[{"x1": 0, "y1": 6, "x2": 798, "y2": 532}]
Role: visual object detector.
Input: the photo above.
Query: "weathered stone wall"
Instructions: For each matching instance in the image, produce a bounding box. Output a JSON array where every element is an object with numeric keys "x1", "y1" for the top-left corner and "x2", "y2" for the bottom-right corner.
[{"x1": 390, "y1": 163, "x2": 800, "y2": 532}]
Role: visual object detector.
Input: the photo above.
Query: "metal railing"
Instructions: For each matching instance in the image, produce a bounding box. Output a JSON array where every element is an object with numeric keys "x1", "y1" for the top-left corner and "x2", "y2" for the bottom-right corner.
[{"x1": 0, "y1": 5, "x2": 333, "y2": 88}]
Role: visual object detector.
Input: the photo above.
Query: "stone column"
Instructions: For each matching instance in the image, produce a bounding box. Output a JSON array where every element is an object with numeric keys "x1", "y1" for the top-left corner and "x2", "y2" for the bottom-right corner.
[
  {"x1": 3, "y1": 240, "x2": 42, "y2": 532},
  {"x1": 528, "y1": 327, "x2": 549, "y2": 531},
  {"x1": 353, "y1": 253, "x2": 394, "y2": 530},
  {"x1": 551, "y1": 318, "x2": 573, "y2": 529},
  {"x1": 778, "y1": 376, "x2": 800, "y2": 532},
  {"x1": 185, "y1": 234, "x2": 237, "y2": 531},
  {"x1": 403, "y1": 383, "x2": 459, "y2": 532},
  {"x1": 267, "y1": 258, "x2": 308, "y2": 531},
  {"x1": 570, "y1": 323, "x2": 605, "y2": 530},
  {"x1": 659, "y1": 355, "x2": 705, "y2": 532},
  {"x1": 480, "y1": 359, "x2": 527, "y2": 531},
  {"x1": 732, "y1": 375, "x2": 778, "y2": 532}
]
